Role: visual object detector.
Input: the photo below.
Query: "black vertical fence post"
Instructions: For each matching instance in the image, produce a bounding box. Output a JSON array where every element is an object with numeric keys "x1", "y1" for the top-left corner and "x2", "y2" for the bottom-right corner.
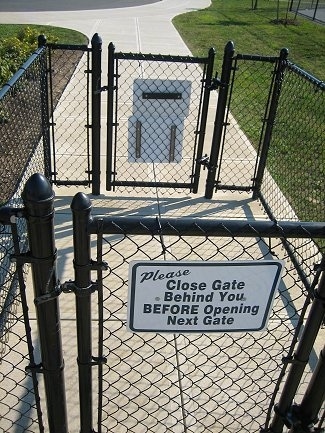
[
  {"x1": 91, "y1": 33, "x2": 102, "y2": 195},
  {"x1": 252, "y1": 47, "x2": 288, "y2": 200},
  {"x1": 192, "y1": 47, "x2": 215, "y2": 194},
  {"x1": 71, "y1": 192, "x2": 94, "y2": 433},
  {"x1": 106, "y1": 42, "x2": 115, "y2": 191},
  {"x1": 205, "y1": 41, "x2": 234, "y2": 199},
  {"x1": 38, "y1": 34, "x2": 52, "y2": 182},
  {"x1": 269, "y1": 266, "x2": 325, "y2": 433},
  {"x1": 288, "y1": 344, "x2": 325, "y2": 432},
  {"x1": 22, "y1": 173, "x2": 68, "y2": 433}
]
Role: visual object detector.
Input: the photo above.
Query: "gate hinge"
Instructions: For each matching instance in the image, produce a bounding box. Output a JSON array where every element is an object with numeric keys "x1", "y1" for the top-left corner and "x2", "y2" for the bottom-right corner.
[
  {"x1": 196, "y1": 154, "x2": 210, "y2": 170},
  {"x1": 208, "y1": 73, "x2": 226, "y2": 91}
]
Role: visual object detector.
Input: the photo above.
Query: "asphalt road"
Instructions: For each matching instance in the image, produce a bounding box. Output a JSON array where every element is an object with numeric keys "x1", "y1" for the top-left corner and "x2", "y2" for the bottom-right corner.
[{"x1": 0, "y1": 0, "x2": 161, "y2": 12}]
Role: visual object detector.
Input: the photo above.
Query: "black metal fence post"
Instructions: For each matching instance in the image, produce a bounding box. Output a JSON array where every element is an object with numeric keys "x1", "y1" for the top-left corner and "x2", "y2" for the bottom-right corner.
[
  {"x1": 22, "y1": 173, "x2": 68, "y2": 433},
  {"x1": 205, "y1": 41, "x2": 235, "y2": 199},
  {"x1": 91, "y1": 33, "x2": 102, "y2": 195},
  {"x1": 70, "y1": 192, "x2": 94, "y2": 433},
  {"x1": 269, "y1": 265, "x2": 325, "y2": 433},
  {"x1": 288, "y1": 345, "x2": 325, "y2": 432},
  {"x1": 192, "y1": 47, "x2": 215, "y2": 194},
  {"x1": 106, "y1": 42, "x2": 115, "y2": 191},
  {"x1": 252, "y1": 47, "x2": 288, "y2": 200},
  {"x1": 38, "y1": 34, "x2": 52, "y2": 182}
]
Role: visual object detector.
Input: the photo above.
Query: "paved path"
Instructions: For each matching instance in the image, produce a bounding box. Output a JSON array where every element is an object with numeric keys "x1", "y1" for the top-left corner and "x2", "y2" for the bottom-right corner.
[{"x1": 0, "y1": 0, "x2": 211, "y2": 54}]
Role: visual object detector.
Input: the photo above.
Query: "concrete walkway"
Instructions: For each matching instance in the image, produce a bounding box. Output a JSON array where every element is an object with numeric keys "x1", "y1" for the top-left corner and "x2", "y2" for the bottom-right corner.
[{"x1": 0, "y1": 0, "x2": 211, "y2": 54}]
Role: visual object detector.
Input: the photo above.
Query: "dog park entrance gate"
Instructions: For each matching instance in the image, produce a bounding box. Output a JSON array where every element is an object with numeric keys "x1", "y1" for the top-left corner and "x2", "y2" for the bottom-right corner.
[
  {"x1": 105, "y1": 43, "x2": 215, "y2": 193},
  {"x1": 45, "y1": 37, "x2": 288, "y2": 200}
]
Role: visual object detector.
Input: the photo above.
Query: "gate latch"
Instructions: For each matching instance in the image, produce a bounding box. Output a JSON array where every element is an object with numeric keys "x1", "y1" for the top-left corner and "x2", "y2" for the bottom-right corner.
[{"x1": 197, "y1": 154, "x2": 210, "y2": 170}]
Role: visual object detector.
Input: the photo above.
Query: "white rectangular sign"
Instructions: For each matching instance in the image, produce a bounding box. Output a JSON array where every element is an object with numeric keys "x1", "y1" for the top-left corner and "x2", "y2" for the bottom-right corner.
[{"x1": 127, "y1": 260, "x2": 283, "y2": 333}]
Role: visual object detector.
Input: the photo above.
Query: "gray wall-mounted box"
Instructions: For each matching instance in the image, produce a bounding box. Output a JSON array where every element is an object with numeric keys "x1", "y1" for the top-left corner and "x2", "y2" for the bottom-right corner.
[{"x1": 128, "y1": 79, "x2": 192, "y2": 163}]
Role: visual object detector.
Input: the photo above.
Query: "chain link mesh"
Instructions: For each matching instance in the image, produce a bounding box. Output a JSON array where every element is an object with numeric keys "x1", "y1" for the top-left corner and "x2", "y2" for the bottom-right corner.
[
  {"x1": 47, "y1": 46, "x2": 90, "y2": 185},
  {"x1": 109, "y1": 54, "x2": 208, "y2": 192},
  {"x1": 261, "y1": 63, "x2": 324, "y2": 224},
  {"x1": 0, "y1": 48, "x2": 49, "y2": 206},
  {"x1": 95, "y1": 220, "x2": 324, "y2": 433},
  {"x1": 216, "y1": 56, "x2": 276, "y2": 191},
  {"x1": 0, "y1": 219, "x2": 45, "y2": 433}
]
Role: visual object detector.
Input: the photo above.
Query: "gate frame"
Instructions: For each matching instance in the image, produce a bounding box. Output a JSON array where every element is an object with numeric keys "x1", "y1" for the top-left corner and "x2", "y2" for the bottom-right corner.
[
  {"x1": 43, "y1": 36, "x2": 102, "y2": 194},
  {"x1": 205, "y1": 42, "x2": 289, "y2": 200},
  {"x1": 106, "y1": 44, "x2": 216, "y2": 192}
]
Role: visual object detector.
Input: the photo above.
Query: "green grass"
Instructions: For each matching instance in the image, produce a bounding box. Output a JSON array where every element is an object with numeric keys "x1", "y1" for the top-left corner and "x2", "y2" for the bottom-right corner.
[
  {"x1": 0, "y1": 24, "x2": 88, "y2": 45},
  {"x1": 173, "y1": 0, "x2": 325, "y2": 79}
]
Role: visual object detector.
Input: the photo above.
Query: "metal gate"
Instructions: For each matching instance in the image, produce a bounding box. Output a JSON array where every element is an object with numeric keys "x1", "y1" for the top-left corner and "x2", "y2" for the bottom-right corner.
[
  {"x1": 106, "y1": 44, "x2": 215, "y2": 192},
  {"x1": 47, "y1": 42, "x2": 92, "y2": 187},
  {"x1": 205, "y1": 43, "x2": 289, "y2": 198},
  {"x1": 44, "y1": 38, "x2": 290, "y2": 199}
]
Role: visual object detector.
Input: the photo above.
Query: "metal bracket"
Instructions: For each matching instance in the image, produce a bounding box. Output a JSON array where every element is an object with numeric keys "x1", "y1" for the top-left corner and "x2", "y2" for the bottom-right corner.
[
  {"x1": 11, "y1": 249, "x2": 57, "y2": 265},
  {"x1": 282, "y1": 355, "x2": 308, "y2": 367},
  {"x1": 77, "y1": 356, "x2": 107, "y2": 367},
  {"x1": 94, "y1": 85, "x2": 108, "y2": 94},
  {"x1": 0, "y1": 206, "x2": 25, "y2": 224},
  {"x1": 208, "y1": 72, "x2": 225, "y2": 91},
  {"x1": 61, "y1": 280, "x2": 98, "y2": 296},
  {"x1": 91, "y1": 356, "x2": 107, "y2": 366},
  {"x1": 196, "y1": 154, "x2": 210, "y2": 170},
  {"x1": 25, "y1": 362, "x2": 44, "y2": 374}
]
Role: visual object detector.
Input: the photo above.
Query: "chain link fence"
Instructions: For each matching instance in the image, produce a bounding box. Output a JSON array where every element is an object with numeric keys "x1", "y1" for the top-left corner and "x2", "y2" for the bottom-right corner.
[
  {"x1": 0, "y1": 213, "x2": 45, "y2": 433},
  {"x1": 0, "y1": 50, "x2": 50, "y2": 432},
  {"x1": 0, "y1": 47, "x2": 50, "y2": 206},
  {"x1": 290, "y1": 0, "x2": 325, "y2": 22},
  {"x1": 47, "y1": 44, "x2": 91, "y2": 186},
  {"x1": 89, "y1": 216, "x2": 324, "y2": 433},
  {"x1": 0, "y1": 41, "x2": 324, "y2": 433},
  {"x1": 107, "y1": 49, "x2": 213, "y2": 192},
  {"x1": 260, "y1": 62, "x2": 325, "y2": 225},
  {"x1": 215, "y1": 54, "x2": 278, "y2": 192}
]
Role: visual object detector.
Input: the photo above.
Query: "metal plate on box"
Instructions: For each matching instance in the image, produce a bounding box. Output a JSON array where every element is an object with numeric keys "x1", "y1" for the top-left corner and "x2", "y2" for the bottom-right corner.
[{"x1": 142, "y1": 92, "x2": 182, "y2": 100}]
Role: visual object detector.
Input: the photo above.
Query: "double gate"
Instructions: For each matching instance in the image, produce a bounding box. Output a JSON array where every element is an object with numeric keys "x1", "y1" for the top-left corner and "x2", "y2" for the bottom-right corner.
[{"x1": 47, "y1": 37, "x2": 287, "y2": 198}]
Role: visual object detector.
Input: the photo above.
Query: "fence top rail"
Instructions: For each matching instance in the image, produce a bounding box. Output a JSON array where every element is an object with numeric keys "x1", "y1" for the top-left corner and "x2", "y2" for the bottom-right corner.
[
  {"x1": 235, "y1": 53, "x2": 279, "y2": 63},
  {"x1": 114, "y1": 51, "x2": 212, "y2": 64},
  {"x1": 88, "y1": 215, "x2": 325, "y2": 239},
  {"x1": 287, "y1": 61, "x2": 325, "y2": 89},
  {"x1": 0, "y1": 46, "x2": 45, "y2": 99},
  {"x1": 47, "y1": 43, "x2": 90, "y2": 52}
]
